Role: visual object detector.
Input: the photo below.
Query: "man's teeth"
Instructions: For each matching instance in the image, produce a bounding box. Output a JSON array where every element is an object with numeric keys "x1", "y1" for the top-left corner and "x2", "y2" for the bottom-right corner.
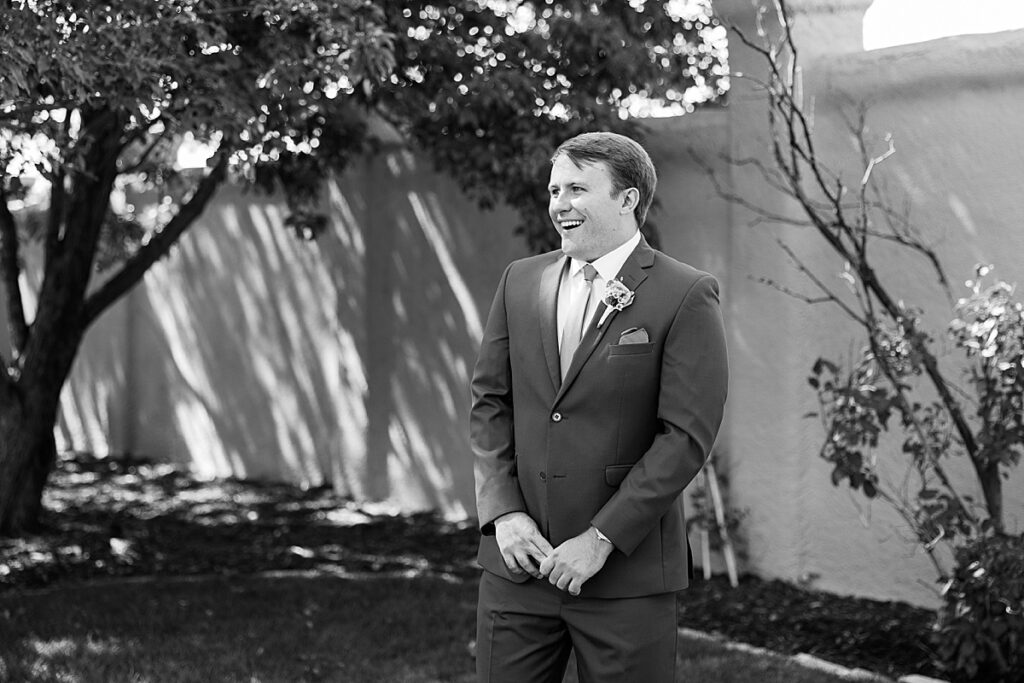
[{"x1": 561, "y1": 220, "x2": 583, "y2": 229}]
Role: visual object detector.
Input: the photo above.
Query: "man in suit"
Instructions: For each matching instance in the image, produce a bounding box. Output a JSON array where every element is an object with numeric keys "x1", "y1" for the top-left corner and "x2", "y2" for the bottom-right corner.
[{"x1": 470, "y1": 131, "x2": 729, "y2": 682}]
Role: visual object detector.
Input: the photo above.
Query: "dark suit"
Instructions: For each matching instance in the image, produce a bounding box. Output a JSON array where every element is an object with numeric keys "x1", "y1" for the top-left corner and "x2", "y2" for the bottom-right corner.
[{"x1": 471, "y1": 238, "x2": 728, "y2": 678}]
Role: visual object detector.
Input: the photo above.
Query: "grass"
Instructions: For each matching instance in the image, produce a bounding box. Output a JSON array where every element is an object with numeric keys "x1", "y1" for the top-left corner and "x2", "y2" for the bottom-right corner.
[
  {"x1": 2, "y1": 453, "x2": 911, "y2": 681},
  {"x1": 1, "y1": 572, "x2": 875, "y2": 683},
  {"x1": 1, "y1": 573, "x2": 477, "y2": 683}
]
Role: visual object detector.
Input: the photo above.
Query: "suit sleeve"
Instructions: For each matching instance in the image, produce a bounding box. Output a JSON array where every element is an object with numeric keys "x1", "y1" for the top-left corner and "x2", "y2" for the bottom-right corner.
[
  {"x1": 470, "y1": 263, "x2": 526, "y2": 534},
  {"x1": 591, "y1": 274, "x2": 729, "y2": 555}
]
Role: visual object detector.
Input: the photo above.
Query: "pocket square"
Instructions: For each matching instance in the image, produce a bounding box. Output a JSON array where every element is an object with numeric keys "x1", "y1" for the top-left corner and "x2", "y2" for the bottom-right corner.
[{"x1": 618, "y1": 327, "x2": 649, "y2": 344}]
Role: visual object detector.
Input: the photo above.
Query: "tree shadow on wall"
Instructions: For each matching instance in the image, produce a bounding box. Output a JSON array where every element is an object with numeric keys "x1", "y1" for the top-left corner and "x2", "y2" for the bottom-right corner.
[{"x1": 57, "y1": 151, "x2": 525, "y2": 518}]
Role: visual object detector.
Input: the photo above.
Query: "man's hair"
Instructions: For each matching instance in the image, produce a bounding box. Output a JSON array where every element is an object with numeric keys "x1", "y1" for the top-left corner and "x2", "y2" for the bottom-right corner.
[{"x1": 552, "y1": 132, "x2": 657, "y2": 227}]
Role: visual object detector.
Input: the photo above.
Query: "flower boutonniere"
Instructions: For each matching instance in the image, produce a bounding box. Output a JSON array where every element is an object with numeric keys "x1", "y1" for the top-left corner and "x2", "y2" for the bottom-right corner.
[{"x1": 597, "y1": 279, "x2": 635, "y2": 328}]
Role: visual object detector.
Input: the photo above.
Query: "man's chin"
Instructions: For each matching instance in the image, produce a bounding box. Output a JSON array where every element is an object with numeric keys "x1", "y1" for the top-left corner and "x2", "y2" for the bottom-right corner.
[
  {"x1": 559, "y1": 235, "x2": 581, "y2": 258},
  {"x1": 560, "y1": 239, "x2": 597, "y2": 262}
]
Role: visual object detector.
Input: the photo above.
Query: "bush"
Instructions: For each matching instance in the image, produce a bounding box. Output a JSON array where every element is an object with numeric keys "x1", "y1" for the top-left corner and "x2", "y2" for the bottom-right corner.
[{"x1": 933, "y1": 533, "x2": 1024, "y2": 681}]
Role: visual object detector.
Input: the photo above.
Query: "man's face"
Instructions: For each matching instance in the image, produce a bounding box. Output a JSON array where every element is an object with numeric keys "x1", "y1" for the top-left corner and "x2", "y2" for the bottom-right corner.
[{"x1": 548, "y1": 154, "x2": 633, "y2": 262}]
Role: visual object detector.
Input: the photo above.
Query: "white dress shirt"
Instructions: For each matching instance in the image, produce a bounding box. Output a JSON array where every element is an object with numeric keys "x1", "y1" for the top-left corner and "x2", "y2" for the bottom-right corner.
[{"x1": 556, "y1": 231, "x2": 642, "y2": 343}]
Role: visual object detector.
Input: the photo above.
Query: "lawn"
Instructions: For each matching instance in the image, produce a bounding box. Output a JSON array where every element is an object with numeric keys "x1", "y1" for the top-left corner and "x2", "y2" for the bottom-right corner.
[
  {"x1": 1, "y1": 452, "x2": 937, "y2": 681},
  {"x1": 1, "y1": 573, "x2": 867, "y2": 683},
  {"x1": 2, "y1": 574, "x2": 477, "y2": 682}
]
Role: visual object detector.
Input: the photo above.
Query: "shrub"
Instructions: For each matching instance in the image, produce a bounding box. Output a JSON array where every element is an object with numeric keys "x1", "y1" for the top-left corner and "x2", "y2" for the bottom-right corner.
[{"x1": 933, "y1": 533, "x2": 1024, "y2": 682}]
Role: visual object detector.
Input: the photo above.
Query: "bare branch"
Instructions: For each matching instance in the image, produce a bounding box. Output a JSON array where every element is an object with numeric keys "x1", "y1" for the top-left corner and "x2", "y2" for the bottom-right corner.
[
  {"x1": 729, "y1": 155, "x2": 790, "y2": 191},
  {"x1": 754, "y1": 6, "x2": 850, "y2": 228},
  {"x1": 872, "y1": 485, "x2": 951, "y2": 579},
  {"x1": 757, "y1": 276, "x2": 847, "y2": 307},
  {"x1": 689, "y1": 150, "x2": 813, "y2": 227},
  {"x1": 773, "y1": 239, "x2": 866, "y2": 324},
  {"x1": 860, "y1": 133, "x2": 896, "y2": 188}
]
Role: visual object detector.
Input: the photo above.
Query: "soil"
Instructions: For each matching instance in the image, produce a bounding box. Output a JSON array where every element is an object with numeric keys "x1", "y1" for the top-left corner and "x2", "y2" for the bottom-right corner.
[{"x1": 0, "y1": 452, "x2": 941, "y2": 680}]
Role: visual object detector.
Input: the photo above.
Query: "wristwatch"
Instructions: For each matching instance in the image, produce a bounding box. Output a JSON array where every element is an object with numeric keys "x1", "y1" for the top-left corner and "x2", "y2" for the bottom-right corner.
[{"x1": 592, "y1": 526, "x2": 613, "y2": 544}]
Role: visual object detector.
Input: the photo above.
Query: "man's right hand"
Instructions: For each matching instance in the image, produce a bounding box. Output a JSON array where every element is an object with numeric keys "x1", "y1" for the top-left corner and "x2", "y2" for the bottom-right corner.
[{"x1": 493, "y1": 512, "x2": 553, "y2": 579}]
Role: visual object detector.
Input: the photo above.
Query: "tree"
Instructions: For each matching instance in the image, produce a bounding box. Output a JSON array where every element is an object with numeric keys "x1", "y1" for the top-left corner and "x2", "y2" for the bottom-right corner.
[
  {"x1": 719, "y1": 6, "x2": 1024, "y2": 675},
  {"x1": 715, "y1": 0, "x2": 1017, "y2": 579},
  {"x1": 0, "y1": 0, "x2": 727, "y2": 534}
]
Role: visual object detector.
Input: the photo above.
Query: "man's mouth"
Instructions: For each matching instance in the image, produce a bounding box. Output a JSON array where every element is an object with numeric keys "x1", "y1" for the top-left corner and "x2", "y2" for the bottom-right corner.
[{"x1": 559, "y1": 219, "x2": 584, "y2": 230}]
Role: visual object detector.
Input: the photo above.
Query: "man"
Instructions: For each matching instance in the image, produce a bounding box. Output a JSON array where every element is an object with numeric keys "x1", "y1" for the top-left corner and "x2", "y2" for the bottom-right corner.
[{"x1": 470, "y1": 131, "x2": 728, "y2": 682}]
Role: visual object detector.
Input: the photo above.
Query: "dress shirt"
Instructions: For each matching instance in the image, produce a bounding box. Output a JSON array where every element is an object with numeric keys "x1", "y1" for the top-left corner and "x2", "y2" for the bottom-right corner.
[{"x1": 556, "y1": 230, "x2": 642, "y2": 343}]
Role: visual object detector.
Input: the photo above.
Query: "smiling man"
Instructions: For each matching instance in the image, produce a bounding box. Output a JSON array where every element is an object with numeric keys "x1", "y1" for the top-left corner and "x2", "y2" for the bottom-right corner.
[{"x1": 470, "y1": 131, "x2": 729, "y2": 682}]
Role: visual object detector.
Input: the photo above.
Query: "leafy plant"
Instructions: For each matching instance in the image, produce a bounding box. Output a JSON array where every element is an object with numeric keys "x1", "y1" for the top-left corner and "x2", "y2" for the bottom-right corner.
[
  {"x1": 932, "y1": 533, "x2": 1024, "y2": 682},
  {"x1": 807, "y1": 267, "x2": 1024, "y2": 575}
]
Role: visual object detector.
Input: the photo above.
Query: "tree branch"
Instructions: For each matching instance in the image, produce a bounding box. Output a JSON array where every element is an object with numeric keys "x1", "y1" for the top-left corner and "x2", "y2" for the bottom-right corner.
[
  {"x1": 81, "y1": 151, "x2": 229, "y2": 328},
  {"x1": 44, "y1": 113, "x2": 74, "y2": 265},
  {"x1": 0, "y1": 186, "x2": 25, "y2": 364},
  {"x1": 690, "y1": 150, "x2": 813, "y2": 227},
  {"x1": 44, "y1": 167, "x2": 66, "y2": 261},
  {"x1": 0, "y1": 100, "x2": 77, "y2": 124},
  {"x1": 773, "y1": 240, "x2": 866, "y2": 324},
  {"x1": 118, "y1": 117, "x2": 172, "y2": 175},
  {"x1": 872, "y1": 484, "x2": 951, "y2": 579},
  {"x1": 865, "y1": 330, "x2": 979, "y2": 529}
]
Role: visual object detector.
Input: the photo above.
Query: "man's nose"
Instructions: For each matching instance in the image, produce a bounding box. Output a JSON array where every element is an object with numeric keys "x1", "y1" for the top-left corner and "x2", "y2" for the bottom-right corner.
[{"x1": 550, "y1": 193, "x2": 569, "y2": 214}]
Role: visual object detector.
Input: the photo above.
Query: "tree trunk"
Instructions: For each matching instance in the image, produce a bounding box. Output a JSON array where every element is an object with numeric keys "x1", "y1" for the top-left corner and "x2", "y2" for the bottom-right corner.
[
  {"x1": 0, "y1": 108, "x2": 143, "y2": 536},
  {"x1": 0, "y1": 379, "x2": 65, "y2": 536},
  {"x1": 0, "y1": 307, "x2": 82, "y2": 536},
  {"x1": 978, "y1": 462, "x2": 1004, "y2": 534}
]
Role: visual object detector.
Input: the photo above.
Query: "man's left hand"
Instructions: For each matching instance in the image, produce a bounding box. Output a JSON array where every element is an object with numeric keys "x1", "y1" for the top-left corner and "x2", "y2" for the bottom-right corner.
[{"x1": 539, "y1": 526, "x2": 614, "y2": 596}]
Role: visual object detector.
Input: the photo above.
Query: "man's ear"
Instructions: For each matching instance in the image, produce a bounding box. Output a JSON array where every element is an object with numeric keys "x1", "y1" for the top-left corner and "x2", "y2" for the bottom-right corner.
[{"x1": 619, "y1": 188, "x2": 640, "y2": 215}]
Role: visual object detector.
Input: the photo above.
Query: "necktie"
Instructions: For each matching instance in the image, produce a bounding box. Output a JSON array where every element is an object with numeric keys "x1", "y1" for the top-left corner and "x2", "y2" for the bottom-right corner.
[{"x1": 560, "y1": 264, "x2": 598, "y2": 379}]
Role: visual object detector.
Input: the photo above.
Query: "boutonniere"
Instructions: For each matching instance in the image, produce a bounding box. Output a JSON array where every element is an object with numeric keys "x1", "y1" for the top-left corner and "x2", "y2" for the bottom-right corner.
[{"x1": 597, "y1": 279, "x2": 635, "y2": 328}]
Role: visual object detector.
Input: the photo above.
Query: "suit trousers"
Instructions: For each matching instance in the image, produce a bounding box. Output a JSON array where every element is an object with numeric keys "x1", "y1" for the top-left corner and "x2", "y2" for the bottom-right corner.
[{"x1": 476, "y1": 571, "x2": 678, "y2": 683}]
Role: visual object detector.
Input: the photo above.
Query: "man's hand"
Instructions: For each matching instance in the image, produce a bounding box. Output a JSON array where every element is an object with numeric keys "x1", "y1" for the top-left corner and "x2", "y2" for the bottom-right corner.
[
  {"x1": 494, "y1": 512, "x2": 553, "y2": 579},
  {"x1": 539, "y1": 527, "x2": 614, "y2": 596}
]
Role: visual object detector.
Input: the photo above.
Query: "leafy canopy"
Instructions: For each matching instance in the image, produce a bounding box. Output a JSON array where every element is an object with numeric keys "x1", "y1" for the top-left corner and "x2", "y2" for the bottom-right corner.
[{"x1": 1, "y1": 1, "x2": 728, "y2": 258}]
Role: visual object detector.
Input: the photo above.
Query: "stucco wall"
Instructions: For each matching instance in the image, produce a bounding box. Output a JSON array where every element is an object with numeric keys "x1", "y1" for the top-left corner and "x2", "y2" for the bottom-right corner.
[
  {"x1": 48, "y1": 0, "x2": 1024, "y2": 607},
  {"x1": 57, "y1": 151, "x2": 528, "y2": 519}
]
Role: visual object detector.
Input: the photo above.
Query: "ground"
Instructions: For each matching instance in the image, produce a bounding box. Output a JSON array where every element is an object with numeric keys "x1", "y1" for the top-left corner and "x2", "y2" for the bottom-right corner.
[{"x1": 0, "y1": 452, "x2": 942, "y2": 679}]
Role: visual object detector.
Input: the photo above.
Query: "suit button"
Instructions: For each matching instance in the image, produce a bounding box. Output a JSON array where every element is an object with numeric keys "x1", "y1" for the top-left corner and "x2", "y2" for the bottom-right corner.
[
  {"x1": 540, "y1": 471, "x2": 547, "y2": 481},
  {"x1": 552, "y1": 412, "x2": 562, "y2": 422}
]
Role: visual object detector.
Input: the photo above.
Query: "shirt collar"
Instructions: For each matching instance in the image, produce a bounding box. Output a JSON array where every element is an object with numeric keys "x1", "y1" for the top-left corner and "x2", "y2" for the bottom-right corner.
[{"x1": 566, "y1": 231, "x2": 642, "y2": 281}]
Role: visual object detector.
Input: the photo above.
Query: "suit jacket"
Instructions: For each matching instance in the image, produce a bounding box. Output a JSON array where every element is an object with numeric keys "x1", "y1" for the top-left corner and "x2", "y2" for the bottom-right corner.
[{"x1": 470, "y1": 238, "x2": 729, "y2": 598}]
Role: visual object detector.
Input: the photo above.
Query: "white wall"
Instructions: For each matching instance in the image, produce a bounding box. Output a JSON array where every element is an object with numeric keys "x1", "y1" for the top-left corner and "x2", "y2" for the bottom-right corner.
[{"x1": 57, "y1": 151, "x2": 528, "y2": 520}]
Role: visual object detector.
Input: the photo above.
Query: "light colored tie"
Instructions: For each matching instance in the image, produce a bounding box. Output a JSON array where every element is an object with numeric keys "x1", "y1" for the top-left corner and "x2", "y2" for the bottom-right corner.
[{"x1": 560, "y1": 263, "x2": 598, "y2": 379}]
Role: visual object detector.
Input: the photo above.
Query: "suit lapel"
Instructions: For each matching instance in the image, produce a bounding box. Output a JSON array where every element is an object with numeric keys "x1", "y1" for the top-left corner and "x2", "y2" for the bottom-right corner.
[
  {"x1": 539, "y1": 256, "x2": 567, "y2": 394},
  {"x1": 553, "y1": 239, "x2": 655, "y2": 405}
]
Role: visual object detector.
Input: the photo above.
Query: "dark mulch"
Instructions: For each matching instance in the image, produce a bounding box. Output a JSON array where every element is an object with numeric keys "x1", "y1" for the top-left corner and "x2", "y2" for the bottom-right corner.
[
  {"x1": 1, "y1": 452, "x2": 941, "y2": 680},
  {"x1": 677, "y1": 574, "x2": 937, "y2": 679}
]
